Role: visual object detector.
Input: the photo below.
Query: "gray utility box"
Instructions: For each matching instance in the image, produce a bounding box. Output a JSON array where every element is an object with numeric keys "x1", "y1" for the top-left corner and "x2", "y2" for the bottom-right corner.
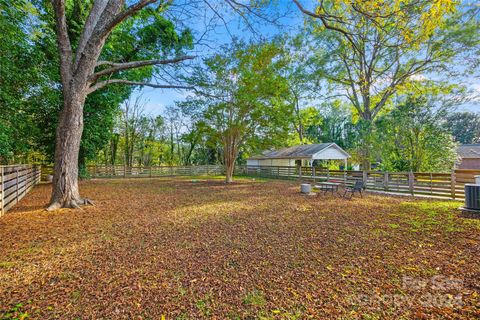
[
  {"x1": 464, "y1": 184, "x2": 480, "y2": 211},
  {"x1": 462, "y1": 174, "x2": 480, "y2": 214}
]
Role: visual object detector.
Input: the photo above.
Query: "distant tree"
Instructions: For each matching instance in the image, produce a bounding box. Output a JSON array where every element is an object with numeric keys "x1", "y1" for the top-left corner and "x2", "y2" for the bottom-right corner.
[
  {"x1": 100, "y1": 105, "x2": 168, "y2": 167},
  {"x1": 280, "y1": 35, "x2": 317, "y2": 144},
  {"x1": 183, "y1": 41, "x2": 291, "y2": 183},
  {"x1": 301, "y1": 102, "x2": 358, "y2": 150},
  {"x1": 294, "y1": 0, "x2": 479, "y2": 169},
  {"x1": 139, "y1": 116, "x2": 165, "y2": 166},
  {"x1": 163, "y1": 106, "x2": 187, "y2": 165},
  {"x1": 444, "y1": 111, "x2": 480, "y2": 144},
  {"x1": 120, "y1": 95, "x2": 148, "y2": 167},
  {"x1": 375, "y1": 96, "x2": 458, "y2": 172}
]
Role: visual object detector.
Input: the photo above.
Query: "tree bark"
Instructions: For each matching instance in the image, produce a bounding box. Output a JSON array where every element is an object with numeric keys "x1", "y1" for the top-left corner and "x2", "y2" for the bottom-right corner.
[
  {"x1": 110, "y1": 133, "x2": 119, "y2": 165},
  {"x1": 223, "y1": 133, "x2": 239, "y2": 183},
  {"x1": 48, "y1": 92, "x2": 90, "y2": 210},
  {"x1": 225, "y1": 161, "x2": 235, "y2": 183},
  {"x1": 294, "y1": 95, "x2": 304, "y2": 144}
]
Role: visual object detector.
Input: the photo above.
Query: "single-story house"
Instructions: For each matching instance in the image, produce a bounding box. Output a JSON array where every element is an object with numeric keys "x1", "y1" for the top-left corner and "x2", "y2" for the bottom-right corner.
[
  {"x1": 246, "y1": 143, "x2": 350, "y2": 168},
  {"x1": 457, "y1": 144, "x2": 480, "y2": 169}
]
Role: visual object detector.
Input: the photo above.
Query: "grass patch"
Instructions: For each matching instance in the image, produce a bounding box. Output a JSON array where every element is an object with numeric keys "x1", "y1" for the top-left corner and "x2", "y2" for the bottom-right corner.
[
  {"x1": 243, "y1": 290, "x2": 266, "y2": 307},
  {"x1": 1, "y1": 303, "x2": 30, "y2": 320},
  {"x1": 398, "y1": 201, "x2": 479, "y2": 233},
  {"x1": 0, "y1": 261, "x2": 15, "y2": 269}
]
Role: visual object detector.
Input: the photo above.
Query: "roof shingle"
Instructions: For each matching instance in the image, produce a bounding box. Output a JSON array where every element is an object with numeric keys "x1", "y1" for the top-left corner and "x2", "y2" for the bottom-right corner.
[
  {"x1": 458, "y1": 144, "x2": 480, "y2": 159},
  {"x1": 250, "y1": 143, "x2": 334, "y2": 160}
]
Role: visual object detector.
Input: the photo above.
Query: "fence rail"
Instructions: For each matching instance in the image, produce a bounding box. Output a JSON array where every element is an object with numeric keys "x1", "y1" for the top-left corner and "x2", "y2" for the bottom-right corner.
[
  {"x1": 236, "y1": 165, "x2": 480, "y2": 200},
  {"x1": 0, "y1": 165, "x2": 41, "y2": 216},
  {"x1": 85, "y1": 165, "x2": 224, "y2": 178}
]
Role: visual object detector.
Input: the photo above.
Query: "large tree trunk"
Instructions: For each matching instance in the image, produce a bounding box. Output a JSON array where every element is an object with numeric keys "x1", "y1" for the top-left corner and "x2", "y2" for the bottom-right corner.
[{"x1": 48, "y1": 92, "x2": 90, "y2": 210}]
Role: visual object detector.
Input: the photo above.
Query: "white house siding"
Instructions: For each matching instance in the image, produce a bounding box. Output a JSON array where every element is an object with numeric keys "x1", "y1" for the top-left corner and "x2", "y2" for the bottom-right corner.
[
  {"x1": 257, "y1": 159, "x2": 293, "y2": 166},
  {"x1": 246, "y1": 159, "x2": 260, "y2": 166},
  {"x1": 313, "y1": 146, "x2": 348, "y2": 160}
]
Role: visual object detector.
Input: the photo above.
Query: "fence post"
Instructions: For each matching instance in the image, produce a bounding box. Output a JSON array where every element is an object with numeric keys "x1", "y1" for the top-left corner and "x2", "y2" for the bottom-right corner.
[
  {"x1": 451, "y1": 171, "x2": 456, "y2": 199},
  {"x1": 1, "y1": 167, "x2": 4, "y2": 216},
  {"x1": 123, "y1": 165, "x2": 126, "y2": 178},
  {"x1": 15, "y1": 167, "x2": 19, "y2": 204},
  {"x1": 149, "y1": 166, "x2": 152, "y2": 178},
  {"x1": 383, "y1": 172, "x2": 389, "y2": 191},
  {"x1": 408, "y1": 172, "x2": 415, "y2": 196},
  {"x1": 362, "y1": 171, "x2": 368, "y2": 186},
  {"x1": 298, "y1": 165, "x2": 302, "y2": 181}
]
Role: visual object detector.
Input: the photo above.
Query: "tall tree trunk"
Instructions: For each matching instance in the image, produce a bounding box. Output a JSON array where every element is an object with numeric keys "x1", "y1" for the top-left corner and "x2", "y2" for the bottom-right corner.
[
  {"x1": 129, "y1": 140, "x2": 135, "y2": 166},
  {"x1": 224, "y1": 147, "x2": 236, "y2": 183},
  {"x1": 48, "y1": 93, "x2": 89, "y2": 210},
  {"x1": 169, "y1": 126, "x2": 175, "y2": 165},
  {"x1": 184, "y1": 133, "x2": 199, "y2": 165},
  {"x1": 225, "y1": 159, "x2": 235, "y2": 183},
  {"x1": 110, "y1": 133, "x2": 119, "y2": 166},
  {"x1": 294, "y1": 95, "x2": 304, "y2": 144},
  {"x1": 223, "y1": 133, "x2": 238, "y2": 183},
  {"x1": 359, "y1": 111, "x2": 373, "y2": 171}
]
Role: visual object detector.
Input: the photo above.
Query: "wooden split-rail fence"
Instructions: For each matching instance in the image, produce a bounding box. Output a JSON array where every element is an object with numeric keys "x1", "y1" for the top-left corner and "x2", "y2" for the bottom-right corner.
[
  {"x1": 1, "y1": 164, "x2": 479, "y2": 215},
  {"x1": 0, "y1": 165, "x2": 41, "y2": 216},
  {"x1": 70, "y1": 165, "x2": 480, "y2": 199},
  {"x1": 85, "y1": 164, "x2": 224, "y2": 178},
  {"x1": 236, "y1": 165, "x2": 480, "y2": 200}
]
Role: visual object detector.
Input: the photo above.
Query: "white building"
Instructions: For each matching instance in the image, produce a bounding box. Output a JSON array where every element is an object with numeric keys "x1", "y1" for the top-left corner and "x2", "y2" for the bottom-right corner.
[{"x1": 246, "y1": 143, "x2": 351, "y2": 168}]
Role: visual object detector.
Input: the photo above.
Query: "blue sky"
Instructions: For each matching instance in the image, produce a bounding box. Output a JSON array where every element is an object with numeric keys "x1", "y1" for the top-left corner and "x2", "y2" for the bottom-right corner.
[
  {"x1": 133, "y1": 1, "x2": 480, "y2": 117},
  {"x1": 133, "y1": 0, "x2": 301, "y2": 116}
]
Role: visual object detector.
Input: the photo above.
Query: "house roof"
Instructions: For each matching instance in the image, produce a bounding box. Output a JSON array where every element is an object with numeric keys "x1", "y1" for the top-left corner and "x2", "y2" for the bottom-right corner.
[
  {"x1": 458, "y1": 144, "x2": 480, "y2": 159},
  {"x1": 249, "y1": 143, "x2": 350, "y2": 160}
]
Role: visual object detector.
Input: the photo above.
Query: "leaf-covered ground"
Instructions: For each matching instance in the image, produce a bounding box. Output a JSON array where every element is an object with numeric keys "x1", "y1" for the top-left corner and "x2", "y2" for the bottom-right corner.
[{"x1": 0, "y1": 177, "x2": 479, "y2": 319}]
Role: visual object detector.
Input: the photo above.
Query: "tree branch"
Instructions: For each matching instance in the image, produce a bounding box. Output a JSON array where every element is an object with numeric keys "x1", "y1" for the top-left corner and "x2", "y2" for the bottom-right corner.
[
  {"x1": 74, "y1": 0, "x2": 164, "y2": 77},
  {"x1": 73, "y1": 0, "x2": 109, "y2": 70},
  {"x1": 90, "y1": 56, "x2": 195, "y2": 82},
  {"x1": 292, "y1": 0, "x2": 361, "y2": 53},
  {"x1": 52, "y1": 0, "x2": 73, "y2": 91},
  {"x1": 87, "y1": 79, "x2": 194, "y2": 94},
  {"x1": 99, "y1": 0, "x2": 161, "y2": 39}
]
